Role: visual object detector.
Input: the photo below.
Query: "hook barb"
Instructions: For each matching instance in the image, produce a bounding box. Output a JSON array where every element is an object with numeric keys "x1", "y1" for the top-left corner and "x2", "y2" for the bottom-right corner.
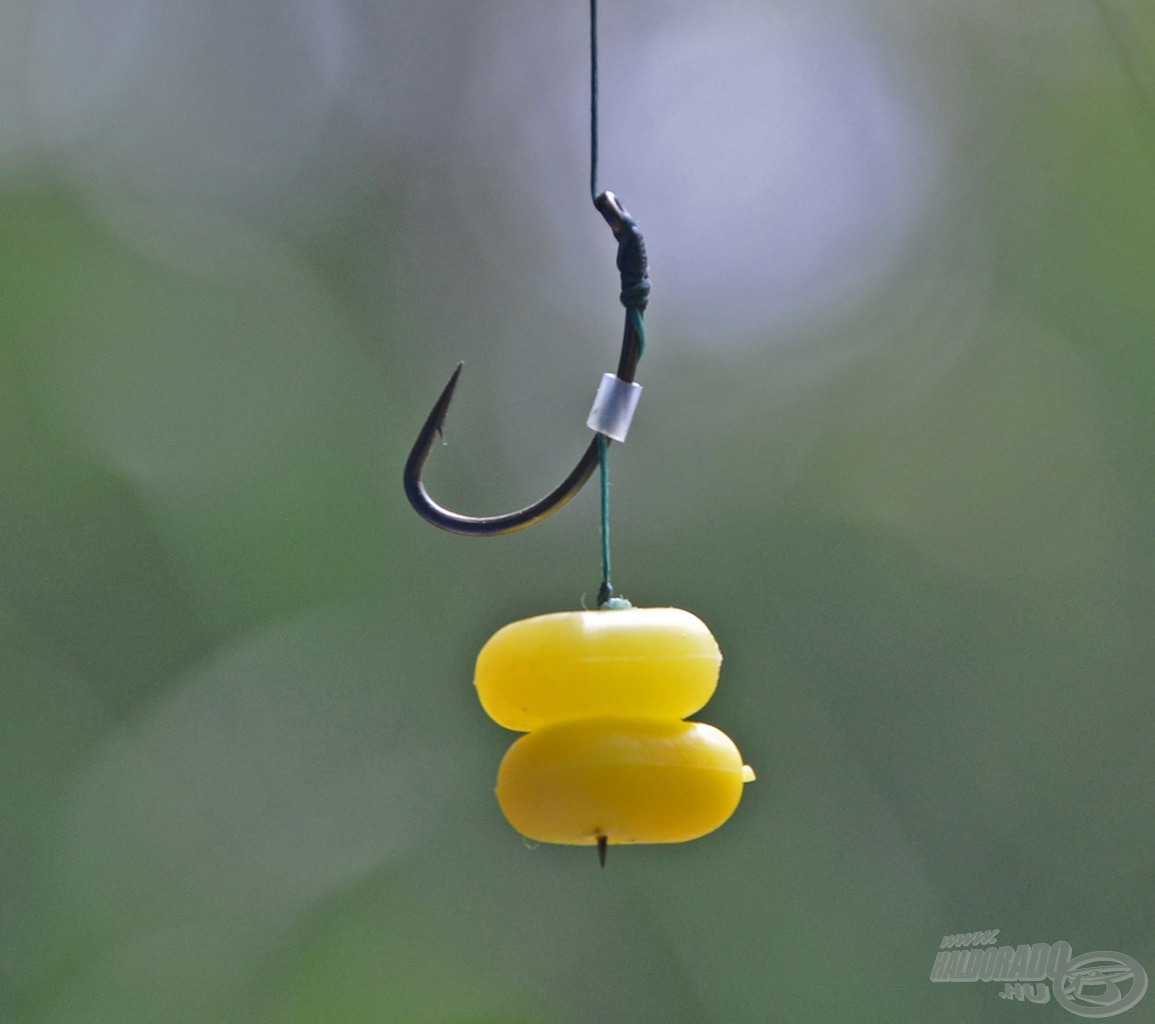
[{"x1": 403, "y1": 192, "x2": 649, "y2": 536}]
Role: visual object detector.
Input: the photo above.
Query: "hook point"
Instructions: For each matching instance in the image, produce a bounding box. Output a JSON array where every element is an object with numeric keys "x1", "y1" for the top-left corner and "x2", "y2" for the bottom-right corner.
[{"x1": 432, "y1": 362, "x2": 464, "y2": 434}]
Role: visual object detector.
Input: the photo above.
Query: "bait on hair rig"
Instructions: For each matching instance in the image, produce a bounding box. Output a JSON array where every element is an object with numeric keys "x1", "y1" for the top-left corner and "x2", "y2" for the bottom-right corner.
[{"x1": 404, "y1": 1, "x2": 753, "y2": 866}]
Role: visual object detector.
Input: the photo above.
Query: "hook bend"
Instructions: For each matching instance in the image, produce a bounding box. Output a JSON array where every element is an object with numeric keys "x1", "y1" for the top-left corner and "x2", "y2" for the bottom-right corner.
[{"x1": 403, "y1": 191, "x2": 648, "y2": 536}]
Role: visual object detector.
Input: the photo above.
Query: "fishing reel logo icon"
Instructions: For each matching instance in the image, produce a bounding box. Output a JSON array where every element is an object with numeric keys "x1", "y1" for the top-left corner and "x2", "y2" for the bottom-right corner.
[{"x1": 1054, "y1": 952, "x2": 1148, "y2": 1018}]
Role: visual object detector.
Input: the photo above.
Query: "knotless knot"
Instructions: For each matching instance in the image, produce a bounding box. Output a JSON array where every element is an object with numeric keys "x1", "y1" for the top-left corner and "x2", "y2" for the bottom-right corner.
[
  {"x1": 619, "y1": 279, "x2": 651, "y2": 311},
  {"x1": 613, "y1": 213, "x2": 651, "y2": 312}
]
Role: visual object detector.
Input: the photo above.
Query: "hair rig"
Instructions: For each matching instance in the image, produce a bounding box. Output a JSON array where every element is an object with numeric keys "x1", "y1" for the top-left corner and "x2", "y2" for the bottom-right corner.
[{"x1": 403, "y1": 3, "x2": 752, "y2": 867}]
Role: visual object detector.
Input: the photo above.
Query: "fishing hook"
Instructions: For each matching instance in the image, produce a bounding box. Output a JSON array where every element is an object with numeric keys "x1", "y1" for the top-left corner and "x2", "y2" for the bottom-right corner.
[{"x1": 403, "y1": 191, "x2": 650, "y2": 536}]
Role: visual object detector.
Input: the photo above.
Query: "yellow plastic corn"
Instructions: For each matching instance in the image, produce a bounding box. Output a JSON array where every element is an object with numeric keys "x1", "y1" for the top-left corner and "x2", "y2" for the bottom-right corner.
[
  {"x1": 475, "y1": 607, "x2": 753, "y2": 853},
  {"x1": 475, "y1": 607, "x2": 722, "y2": 730}
]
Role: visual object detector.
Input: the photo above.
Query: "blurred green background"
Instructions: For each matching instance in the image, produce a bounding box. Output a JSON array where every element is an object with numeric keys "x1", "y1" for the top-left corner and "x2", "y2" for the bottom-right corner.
[{"x1": 2, "y1": 1, "x2": 1154, "y2": 1022}]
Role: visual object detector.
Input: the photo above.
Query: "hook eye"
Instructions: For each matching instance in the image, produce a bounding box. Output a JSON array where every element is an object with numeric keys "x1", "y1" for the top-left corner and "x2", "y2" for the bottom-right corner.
[{"x1": 594, "y1": 190, "x2": 626, "y2": 230}]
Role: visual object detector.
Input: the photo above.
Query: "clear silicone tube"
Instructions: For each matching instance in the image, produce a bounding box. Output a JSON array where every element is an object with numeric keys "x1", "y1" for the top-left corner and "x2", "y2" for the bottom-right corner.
[{"x1": 586, "y1": 372, "x2": 642, "y2": 442}]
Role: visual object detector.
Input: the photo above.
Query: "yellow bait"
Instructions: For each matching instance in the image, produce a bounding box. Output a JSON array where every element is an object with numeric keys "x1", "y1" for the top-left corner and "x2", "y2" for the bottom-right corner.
[
  {"x1": 497, "y1": 717, "x2": 749, "y2": 845},
  {"x1": 475, "y1": 607, "x2": 753, "y2": 853},
  {"x1": 475, "y1": 607, "x2": 721, "y2": 731}
]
